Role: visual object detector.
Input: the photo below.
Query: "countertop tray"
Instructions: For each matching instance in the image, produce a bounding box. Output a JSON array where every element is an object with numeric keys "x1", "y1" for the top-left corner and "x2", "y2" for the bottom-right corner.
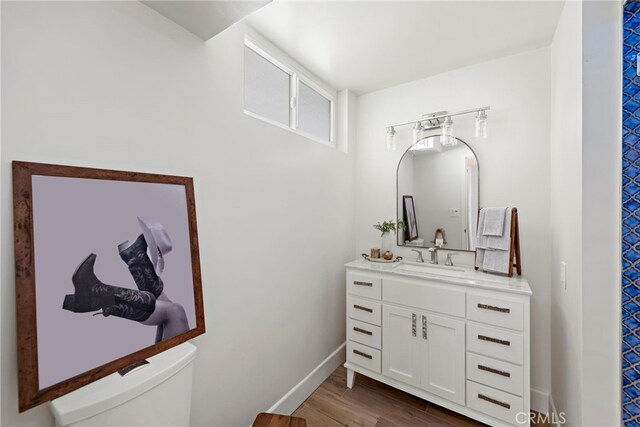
[{"x1": 361, "y1": 253, "x2": 403, "y2": 263}]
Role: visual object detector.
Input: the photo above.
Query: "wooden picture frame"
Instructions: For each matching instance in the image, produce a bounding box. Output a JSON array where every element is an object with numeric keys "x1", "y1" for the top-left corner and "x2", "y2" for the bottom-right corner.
[
  {"x1": 12, "y1": 161, "x2": 205, "y2": 412},
  {"x1": 403, "y1": 195, "x2": 419, "y2": 241}
]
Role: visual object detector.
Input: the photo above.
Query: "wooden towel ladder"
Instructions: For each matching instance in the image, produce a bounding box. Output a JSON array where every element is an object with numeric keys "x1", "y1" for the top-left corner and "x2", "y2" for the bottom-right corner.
[{"x1": 475, "y1": 207, "x2": 522, "y2": 278}]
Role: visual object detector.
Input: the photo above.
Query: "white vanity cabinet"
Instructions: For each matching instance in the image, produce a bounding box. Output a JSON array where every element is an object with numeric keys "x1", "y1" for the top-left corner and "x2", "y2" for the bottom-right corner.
[
  {"x1": 382, "y1": 300, "x2": 466, "y2": 405},
  {"x1": 344, "y1": 260, "x2": 532, "y2": 427}
]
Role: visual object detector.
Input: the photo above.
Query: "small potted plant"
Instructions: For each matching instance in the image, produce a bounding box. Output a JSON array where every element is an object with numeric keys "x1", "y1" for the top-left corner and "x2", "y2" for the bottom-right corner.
[{"x1": 373, "y1": 219, "x2": 405, "y2": 256}]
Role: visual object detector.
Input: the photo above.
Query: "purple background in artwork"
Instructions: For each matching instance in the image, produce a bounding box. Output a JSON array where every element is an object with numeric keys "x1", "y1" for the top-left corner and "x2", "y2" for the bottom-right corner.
[{"x1": 32, "y1": 175, "x2": 196, "y2": 389}]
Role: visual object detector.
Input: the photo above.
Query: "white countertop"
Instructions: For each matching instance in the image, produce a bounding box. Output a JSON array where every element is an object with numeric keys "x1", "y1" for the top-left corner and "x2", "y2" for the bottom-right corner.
[{"x1": 345, "y1": 259, "x2": 532, "y2": 296}]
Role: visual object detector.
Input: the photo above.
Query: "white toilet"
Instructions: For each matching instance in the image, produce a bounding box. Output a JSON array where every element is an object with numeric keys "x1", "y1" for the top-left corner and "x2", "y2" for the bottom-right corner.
[{"x1": 49, "y1": 343, "x2": 197, "y2": 427}]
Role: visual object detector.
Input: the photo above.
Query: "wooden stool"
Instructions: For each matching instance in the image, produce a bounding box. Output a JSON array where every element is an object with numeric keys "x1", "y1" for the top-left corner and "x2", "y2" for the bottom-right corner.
[{"x1": 252, "y1": 412, "x2": 306, "y2": 427}]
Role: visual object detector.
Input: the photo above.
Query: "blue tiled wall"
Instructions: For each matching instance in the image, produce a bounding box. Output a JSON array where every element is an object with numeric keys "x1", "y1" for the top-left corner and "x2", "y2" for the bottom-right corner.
[{"x1": 624, "y1": 2, "x2": 640, "y2": 425}]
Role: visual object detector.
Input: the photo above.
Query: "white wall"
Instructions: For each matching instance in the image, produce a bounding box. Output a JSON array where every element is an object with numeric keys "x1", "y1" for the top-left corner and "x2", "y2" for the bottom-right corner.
[
  {"x1": 549, "y1": 2, "x2": 584, "y2": 424},
  {"x1": 0, "y1": 2, "x2": 354, "y2": 426},
  {"x1": 0, "y1": 1, "x2": 3, "y2": 424},
  {"x1": 581, "y1": 1, "x2": 621, "y2": 424},
  {"x1": 355, "y1": 48, "x2": 552, "y2": 397},
  {"x1": 550, "y1": 2, "x2": 622, "y2": 425}
]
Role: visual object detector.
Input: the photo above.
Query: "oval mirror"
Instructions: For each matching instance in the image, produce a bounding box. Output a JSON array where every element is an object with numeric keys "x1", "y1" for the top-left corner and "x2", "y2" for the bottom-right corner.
[{"x1": 396, "y1": 135, "x2": 479, "y2": 251}]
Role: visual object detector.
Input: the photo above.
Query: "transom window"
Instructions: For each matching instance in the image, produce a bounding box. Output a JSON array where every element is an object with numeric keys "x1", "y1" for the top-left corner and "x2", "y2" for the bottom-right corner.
[{"x1": 243, "y1": 38, "x2": 336, "y2": 146}]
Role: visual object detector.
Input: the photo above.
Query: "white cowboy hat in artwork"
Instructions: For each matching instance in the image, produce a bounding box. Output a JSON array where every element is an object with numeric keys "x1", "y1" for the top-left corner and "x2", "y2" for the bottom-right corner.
[{"x1": 137, "y1": 216, "x2": 173, "y2": 275}]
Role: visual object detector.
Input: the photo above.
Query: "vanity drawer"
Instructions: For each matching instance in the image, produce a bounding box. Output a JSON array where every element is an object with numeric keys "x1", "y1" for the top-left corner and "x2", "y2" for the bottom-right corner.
[
  {"x1": 467, "y1": 323, "x2": 524, "y2": 365},
  {"x1": 383, "y1": 278, "x2": 465, "y2": 318},
  {"x1": 467, "y1": 381, "x2": 524, "y2": 426},
  {"x1": 347, "y1": 272, "x2": 382, "y2": 300},
  {"x1": 466, "y1": 352, "x2": 524, "y2": 396},
  {"x1": 347, "y1": 341, "x2": 381, "y2": 373},
  {"x1": 348, "y1": 318, "x2": 381, "y2": 349},
  {"x1": 347, "y1": 296, "x2": 382, "y2": 326},
  {"x1": 467, "y1": 293, "x2": 524, "y2": 331}
]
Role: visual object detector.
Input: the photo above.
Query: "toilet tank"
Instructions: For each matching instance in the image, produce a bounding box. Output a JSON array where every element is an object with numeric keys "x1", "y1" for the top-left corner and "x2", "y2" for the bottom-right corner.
[{"x1": 50, "y1": 342, "x2": 197, "y2": 427}]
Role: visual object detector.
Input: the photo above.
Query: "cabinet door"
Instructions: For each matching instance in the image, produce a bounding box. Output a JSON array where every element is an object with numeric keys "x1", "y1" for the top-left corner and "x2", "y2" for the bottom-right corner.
[
  {"x1": 382, "y1": 305, "x2": 421, "y2": 387},
  {"x1": 420, "y1": 313, "x2": 466, "y2": 405}
]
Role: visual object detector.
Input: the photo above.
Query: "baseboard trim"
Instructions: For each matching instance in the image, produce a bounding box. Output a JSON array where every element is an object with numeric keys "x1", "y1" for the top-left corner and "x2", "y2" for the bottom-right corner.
[
  {"x1": 549, "y1": 394, "x2": 563, "y2": 427},
  {"x1": 265, "y1": 343, "x2": 551, "y2": 421},
  {"x1": 267, "y1": 342, "x2": 346, "y2": 415},
  {"x1": 531, "y1": 387, "x2": 549, "y2": 414}
]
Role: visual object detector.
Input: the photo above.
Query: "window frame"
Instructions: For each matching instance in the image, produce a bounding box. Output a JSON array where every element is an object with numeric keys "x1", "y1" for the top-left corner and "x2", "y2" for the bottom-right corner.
[{"x1": 243, "y1": 36, "x2": 336, "y2": 147}]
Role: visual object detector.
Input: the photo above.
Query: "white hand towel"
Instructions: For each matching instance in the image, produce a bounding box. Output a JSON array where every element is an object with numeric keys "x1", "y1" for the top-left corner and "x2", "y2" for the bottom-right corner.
[
  {"x1": 481, "y1": 248, "x2": 511, "y2": 274},
  {"x1": 476, "y1": 209, "x2": 487, "y2": 247},
  {"x1": 475, "y1": 207, "x2": 513, "y2": 274},
  {"x1": 482, "y1": 207, "x2": 507, "y2": 236},
  {"x1": 485, "y1": 208, "x2": 512, "y2": 251}
]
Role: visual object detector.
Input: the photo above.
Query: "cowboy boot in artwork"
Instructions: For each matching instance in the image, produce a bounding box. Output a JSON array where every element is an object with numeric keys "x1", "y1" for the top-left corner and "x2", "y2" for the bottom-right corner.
[
  {"x1": 62, "y1": 253, "x2": 156, "y2": 322},
  {"x1": 118, "y1": 234, "x2": 164, "y2": 298}
]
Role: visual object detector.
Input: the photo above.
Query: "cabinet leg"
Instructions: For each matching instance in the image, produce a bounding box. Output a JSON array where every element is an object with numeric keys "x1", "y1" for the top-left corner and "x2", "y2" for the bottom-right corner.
[{"x1": 347, "y1": 368, "x2": 355, "y2": 389}]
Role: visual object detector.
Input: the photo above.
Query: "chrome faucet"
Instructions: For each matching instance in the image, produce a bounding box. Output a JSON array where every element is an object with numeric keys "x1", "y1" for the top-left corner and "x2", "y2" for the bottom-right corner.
[
  {"x1": 445, "y1": 253, "x2": 459, "y2": 266},
  {"x1": 427, "y1": 246, "x2": 440, "y2": 264},
  {"x1": 411, "y1": 249, "x2": 424, "y2": 263}
]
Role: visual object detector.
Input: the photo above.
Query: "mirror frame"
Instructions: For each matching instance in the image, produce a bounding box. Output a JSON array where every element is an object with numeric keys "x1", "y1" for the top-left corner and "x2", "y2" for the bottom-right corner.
[{"x1": 395, "y1": 134, "x2": 480, "y2": 252}]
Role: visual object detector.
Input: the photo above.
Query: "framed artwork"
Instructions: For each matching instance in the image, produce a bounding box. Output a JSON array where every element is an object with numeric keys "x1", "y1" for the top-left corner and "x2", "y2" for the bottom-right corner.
[
  {"x1": 12, "y1": 161, "x2": 205, "y2": 412},
  {"x1": 403, "y1": 195, "x2": 419, "y2": 241}
]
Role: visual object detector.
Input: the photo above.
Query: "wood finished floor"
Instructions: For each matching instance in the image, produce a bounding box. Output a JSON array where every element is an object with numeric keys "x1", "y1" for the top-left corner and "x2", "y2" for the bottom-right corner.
[{"x1": 292, "y1": 367, "x2": 549, "y2": 427}]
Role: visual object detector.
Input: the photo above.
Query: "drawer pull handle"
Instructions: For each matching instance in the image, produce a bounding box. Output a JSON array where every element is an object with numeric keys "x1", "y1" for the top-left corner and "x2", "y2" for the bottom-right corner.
[
  {"x1": 478, "y1": 335, "x2": 511, "y2": 346},
  {"x1": 353, "y1": 280, "x2": 373, "y2": 287},
  {"x1": 478, "y1": 364, "x2": 511, "y2": 378},
  {"x1": 353, "y1": 349, "x2": 372, "y2": 359},
  {"x1": 422, "y1": 315, "x2": 427, "y2": 340},
  {"x1": 478, "y1": 393, "x2": 511, "y2": 410},
  {"x1": 478, "y1": 303, "x2": 510, "y2": 313},
  {"x1": 353, "y1": 327, "x2": 373, "y2": 336},
  {"x1": 412, "y1": 313, "x2": 417, "y2": 337},
  {"x1": 354, "y1": 304, "x2": 373, "y2": 313}
]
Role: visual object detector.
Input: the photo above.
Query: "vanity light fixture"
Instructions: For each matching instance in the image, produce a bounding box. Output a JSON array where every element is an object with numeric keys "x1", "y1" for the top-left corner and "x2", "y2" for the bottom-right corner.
[
  {"x1": 384, "y1": 106, "x2": 490, "y2": 149},
  {"x1": 441, "y1": 116, "x2": 456, "y2": 146},
  {"x1": 413, "y1": 122, "x2": 424, "y2": 143},
  {"x1": 475, "y1": 110, "x2": 488, "y2": 139},
  {"x1": 386, "y1": 126, "x2": 397, "y2": 150}
]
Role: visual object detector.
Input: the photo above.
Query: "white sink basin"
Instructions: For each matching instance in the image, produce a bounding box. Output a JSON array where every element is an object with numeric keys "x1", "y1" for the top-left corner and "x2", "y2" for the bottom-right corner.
[{"x1": 395, "y1": 262, "x2": 467, "y2": 278}]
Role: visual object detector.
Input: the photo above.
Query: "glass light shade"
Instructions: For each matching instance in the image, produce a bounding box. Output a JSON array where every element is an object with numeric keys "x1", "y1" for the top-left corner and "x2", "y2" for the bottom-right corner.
[
  {"x1": 386, "y1": 127, "x2": 397, "y2": 150},
  {"x1": 413, "y1": 122, "x2": 424, "y2": 143},
  {"x1": 441, "y1": 116, "x2": 456, "y2": 146},
  {"x1": 475, "y1": 110, "x2": 488, "y2": 139},
  {"x1": 419, "y1": 137, "x2": 435, "y2": 150},
  {"x1": 411, "y1": 135, "x2": 436, "y2": 151}
]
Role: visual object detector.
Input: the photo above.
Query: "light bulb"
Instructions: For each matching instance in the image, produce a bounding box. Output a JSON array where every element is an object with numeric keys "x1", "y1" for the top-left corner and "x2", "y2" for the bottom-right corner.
[
  {"x1": 475, "y1": 110, "x2": 488, "y2": 139},
  {"x1": 441, "y1": 116, "x2": 456, "y2": 146},
  {"x1": 386, "y1": 126, "x2": 396, "y2": 150},
  {"x1": 413, "y1": 122, "x2": 424, "y2": 143}
]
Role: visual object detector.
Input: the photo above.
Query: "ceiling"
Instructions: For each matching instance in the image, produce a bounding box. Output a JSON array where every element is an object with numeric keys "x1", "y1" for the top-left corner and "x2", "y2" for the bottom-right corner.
[
  {"x1": 246, "y1": 1, "x2": 565, "y2": 94},
  {"x1": 143, "y1": 0, "x2": 271, "y2": 41}
]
